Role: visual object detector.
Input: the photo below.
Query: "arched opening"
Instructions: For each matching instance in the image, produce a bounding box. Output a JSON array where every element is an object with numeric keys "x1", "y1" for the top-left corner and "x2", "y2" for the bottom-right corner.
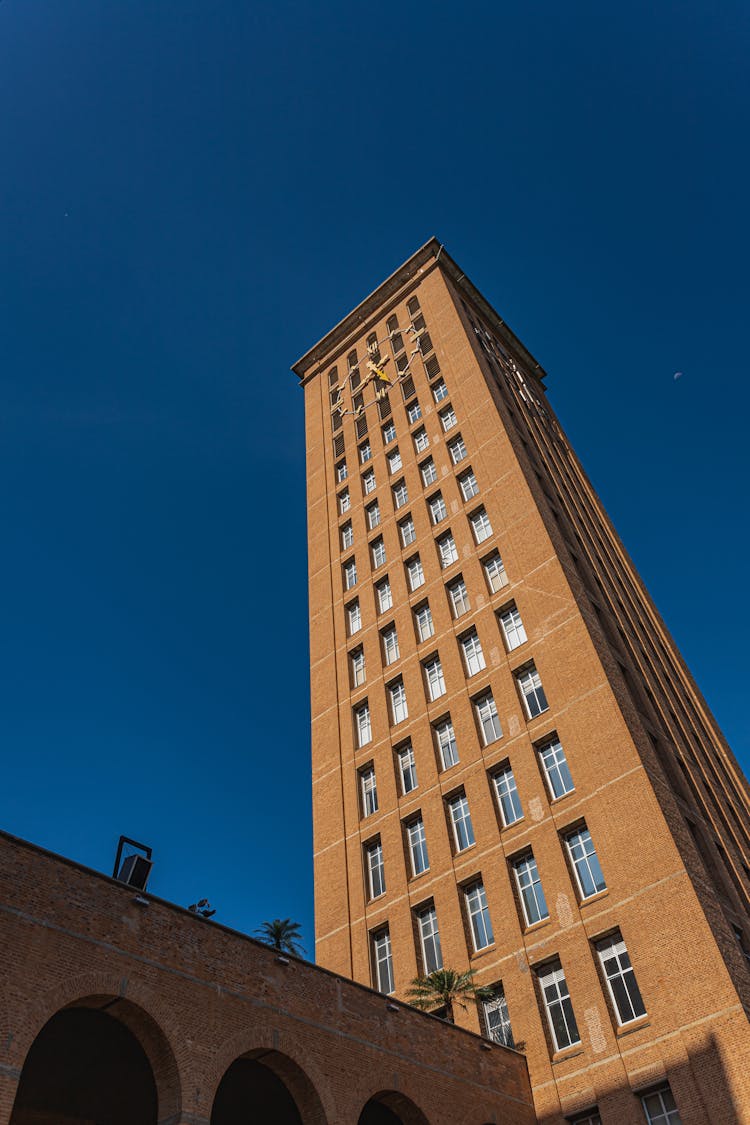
[
  {"x1": 11, "y1": 1006, "x2": 157, "y2": 1124},
  {"x1": 358, "y1": 1091, "x2": 430, "y2": 1125},
  {"x1": 211, "y1": 1049, "x2": 326, "y2": 1125}
]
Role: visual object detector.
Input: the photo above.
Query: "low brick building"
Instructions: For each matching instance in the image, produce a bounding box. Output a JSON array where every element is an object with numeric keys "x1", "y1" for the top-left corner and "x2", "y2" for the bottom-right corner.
[{"x1": 0, "y1": 829, "x2": 535, "y2": 1125}]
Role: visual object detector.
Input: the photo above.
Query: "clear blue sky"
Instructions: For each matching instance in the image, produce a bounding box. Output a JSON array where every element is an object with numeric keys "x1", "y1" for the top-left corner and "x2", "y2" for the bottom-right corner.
[{"x1": 1, "y1": 1, "x2": 747, "y2": 951}]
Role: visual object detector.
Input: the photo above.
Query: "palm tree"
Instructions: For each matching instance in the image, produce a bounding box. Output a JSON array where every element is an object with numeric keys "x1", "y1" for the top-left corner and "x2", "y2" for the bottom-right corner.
[
  {"x1": 406, "y1": 968, "x2": 493, "y2": 1024},
  {"x1": 254, "y1": 918, "x2": 305, "y2": 956}
]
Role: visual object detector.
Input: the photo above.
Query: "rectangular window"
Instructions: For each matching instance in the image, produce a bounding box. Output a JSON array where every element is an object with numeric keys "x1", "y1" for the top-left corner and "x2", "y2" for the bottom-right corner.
[
  {"x1": 377, "y1": 395, "x2": 391, "y2": 422},
  {"x1": 538, "y1": 961, "x2": 580, "y2": 1051},
  {"x1": 360, "y1": 765, "x2": 378, "y2": 816},
  {"x1": 389, "y1": 679, "x2": 408, "y2": 724},
  {"x1": 465, "y1": 882, "x2": 494, "y2": 950},
  {"x1": 435, "y1": 718, "x2": 459, "y2": 769},
  {"x1": 420, "y1": 458, "x2": 438, "y2": 486},
  {"x1": 499, "y1": 604, "x2": 527, "y2": 651},
  {"x1": 367, "y1": 501, "x2": 381, "y2": 530},
  {"x1": 363, "y1": 469, "x2": 376, "y2": 495},
  {"x1": 406, "y1": 295, "x2": 421, "y2": 318},
  {"x1": 423, "y1": 655, "x2": 446, "y2": 701},
  {"x1": 343, "y1": 559, "x2": 357, "y2": 590},
  {"x1": 483, "y1": 551, "x2": 508, "y2": 593},
  {"x1": 460, "y1": 629, "x2": 486, "y2": 676},
  {"x1": 376, "y1": 577, "x2": 393, "y2": 612},
  {"x1": 493, "y1": 766, "x2": 523, "y2": 826},
  {"x1": 406, "y1": 556, "x2": 425, "y2": 591},
  {"x1": 424, "y1": 354, "x2": 440, "y2": 380},
  {"x1": 440, "y1": 406, "x2": 457, "y2": 431},
  {"x1": 482, "y1": 988, "x2": 513, "y2": 1047},
  {"x1": 341, "y1": 522, "x2": 353, "y2": 550},
  {"x1": 366, "y1": 840, "x2": 386, "y2": 899},
  {"x1": 336, "y1": 460, "x2": 348, "y2": 483},
  {"x1": 448, "y1": 435, "x2": 467, "y2": 464},
  {"x1": 566, "y1": 827, "x2": 606, "y2": 899},
  {"x1": 407, "y1": 818, "x2": 430, "y2": 876},
  {"x1": 539, "y1": 737, "x2": 574, "y2": 798},
  {"x1": 387, "y1": 447, "x2": 402, "y2": 474},
  {"x1": 470, "y1": 508, "x2": 493, "y2": 544},
  {"x1": 351, "y1": 647, "x2": 366, "y2": 687},
  {"x1": 382, "y1": 624, "x2": 400, "y2": 665},
  {"x1": 339, "y1": 488, "x2": 351, "y2": 515},
  {"x1": 448, "y1": 577, "x2": 470, "y2": 617},
  {"x1": 372, "y1": 929, "x2": 394, "y2": 994},
  {"x1": 448, "y1": 793, "x2": 475, "y2": 851},
  {"x1": 414, "y1": 603, "x2": 435, "y2": 642},
  {"x1": 333, "y1": 432, "x2": 345, "y2": 459},
  {"x1": 347, "y1": 599, "x2": 362, "y2": 635},
  {"x1": 433, "y1": 379, "x2": 449, "y2": 403},
  {"x1": 400, "y1": 515, "x2": 416, "y2": 547},
  {"x1": 596, "y1": 934, "x2": 646, "y2": 1025},
  {"x1": 407, "y1": 400, "x2": 422, "y2": 424},
  {"x1": 641, "y1": 1085, "x2": 681, "y2": 1124},
  {"x1": 517, "y1": 665, "x2": 549, "y2": 719},
  {"x1": 569, "y1": 1113, "x2": 601, "y2": 1125},
  {"x1": 414, "y1": 427, "x2": 429, "y2": 453},
  {"x1": 475, "y1": 692, "x2": 502, "y2": 745},
  {"x1": 513, "y1": 854, "x2": 549, "y2": 926},
  {"x1": 458, "y1": 469, "x2": 479, "y2": 501},
  {"x1": 328, "y1": 366, "x2": 339, "y2": 387},
  {"x1": 348, "y1": 349, "x2": 358, "y2": 371},
  {"x1": 417, "y1": 905, "x2": 442, "y2": 972},
  {"x1": 393, "y1": 480, "x2": 409, "y2": 509},
  {"x1": 355, "y1": 702, "x2": 372, "y2": 748},
  {"x1": 428, "y1": 493, "x2": 447, "y2": 524},
  {"x1": 437, "y1": 532, "x2": 458, "y2": 568},
  {"x1": 371, "y1": 536, "x2": 386, "y2": 569},
  {"x1": 382, "y1": 421, "x2": 396, "y2": 445},
  {"x1": 397, "y1": 742, "x2": 417, "y2": 794},
  {"x1": 359, "y1": 441, "x2": 372, "y2": 464},
  {"x1": 356, "y1": 415, "x2": 368, "y2": 440}
]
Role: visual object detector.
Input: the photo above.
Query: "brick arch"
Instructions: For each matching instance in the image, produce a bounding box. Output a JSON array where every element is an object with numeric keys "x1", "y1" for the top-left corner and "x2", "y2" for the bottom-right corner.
[
  {"x1": 358, "y1": 1089, "x2": 431, "y2": 1125},
  {"x1": 9, "y1": 970, "x2": 183, "y2": 1122}
]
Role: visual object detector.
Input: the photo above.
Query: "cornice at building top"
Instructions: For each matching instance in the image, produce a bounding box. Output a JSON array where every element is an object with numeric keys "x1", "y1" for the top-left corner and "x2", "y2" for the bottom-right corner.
[{"x1": 291, "y1": 236, "x2": 548, "y2": 388}]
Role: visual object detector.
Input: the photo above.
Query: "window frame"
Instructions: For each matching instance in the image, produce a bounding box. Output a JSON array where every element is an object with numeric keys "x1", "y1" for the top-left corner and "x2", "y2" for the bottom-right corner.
[
  {"x1": 372, "y1": 928, "x2": 395, "y2": 994},
  {"x1": 447, "y1": 792, "x2": 476, "y2": 852},
  {"x1": 537, "y1": 960, "x2": 581, "y2": 1053},
  {"x1": 365, "y1": 839, "x2": 386, "y2": 899},
  {"x1": 595, "y1": 933, "x2": 647, "y2": 1027},
  {"x1": 493, "y1": 764, "x2": 523, "y2": 827},
  {"x1": 513, "y1": 852, "x2": 549, "y2": 927},
  {"x1": 407, "y1": 817, "x2": 430, "y2": 877},
  {"x1": 465, "y1": 881, "x2": 494, "y2": 951},
  {"x1": 435, "y1": 717, "x2": 459, "y2": 770}
]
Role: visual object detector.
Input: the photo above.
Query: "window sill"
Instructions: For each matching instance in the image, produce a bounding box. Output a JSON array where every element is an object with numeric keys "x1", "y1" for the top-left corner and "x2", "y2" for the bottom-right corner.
[
  {"x1": 579, "y1": 890, "x2": 608, "y2": 908},
  {"x1": 551, "y1": 1045, "x2": 584, "y2": 1065},
  {"x1": 523, "y1": 918, "x2": 551, "y2": 935},
  {"x1": 616, "y1": 1016, "x2": 650, "y2": 1038}
]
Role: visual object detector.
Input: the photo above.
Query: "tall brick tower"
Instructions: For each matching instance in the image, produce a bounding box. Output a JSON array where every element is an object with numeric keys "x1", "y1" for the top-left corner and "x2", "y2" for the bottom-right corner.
[{"x1": 292, "y1": 239, "x2": 750, "y2": 1125}]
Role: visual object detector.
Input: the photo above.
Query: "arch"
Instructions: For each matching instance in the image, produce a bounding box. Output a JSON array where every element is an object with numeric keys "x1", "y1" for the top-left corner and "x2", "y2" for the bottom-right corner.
[
  {"x1": 211, "y1": 1048, "x2": 327, "y2": 1125},
  {"x1": 358, "y1": 1090, "x2": 431, "y2": 1125}
]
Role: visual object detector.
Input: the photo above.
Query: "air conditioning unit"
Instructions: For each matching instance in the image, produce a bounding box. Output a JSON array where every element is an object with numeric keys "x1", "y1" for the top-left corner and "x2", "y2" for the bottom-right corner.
[{"x1": 117, "y1": 853, "x2": 153, "y2": 891}]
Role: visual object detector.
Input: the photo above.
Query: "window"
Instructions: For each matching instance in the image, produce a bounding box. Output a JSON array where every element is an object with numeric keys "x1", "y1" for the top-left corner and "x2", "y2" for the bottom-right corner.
[
  {"x1": 400, "y1": 375, "x2": 416, "y2": 401},
  {"x1": 343, "y1": 559, "x2": 357, "y2": 590},
  {"x1": 539, "y1": 737, "x2": 574, "y2": 798},
  {"x1": 423, "y1": 655, "x2": 446, "y2": 701},
  {"x1": 437, "y1": 532, "x2": 458, "y2": 568},
  {"x1": 365, "y1": 840, "x2": 386, "y2": 899},
  {"x1": 382, "y1": 624, "x2": 400, "y2": 665},
  {"x1": 448, "y1": 435, "x2": 467, "y2": 464},
  {"x1": 376, "y1": 577, "x2": 393, "y2": 612},
  {"x1": 371, "y1": 536, "x2": 386, "y2": 569},
  {"x1": 389, "y1": 679, "x2": 408, "y2": 724},
  {"x1": 499, "y1": 604, "x2": 527, "y2": 651},
  {"x1": 517, "y1": 665, "x2": 549, "y2": 719},
  {"x1": 413, "y1": 427, "x2": 429, "y2": 453},
  {"x1": 363, "y1": 469, "x2": 376, "y2": 495},
  {"x1": 336, "y1": 460, "x2": 348, "y2": 483},
  {"x1": 428, "y1": 492, "x2": 447, "y2": 524},
  {"x1": 360, "y1": 766, "x2": 378, "y2": 816},
  {"x1": 569, "y1": 1113, "x2": 601, "y2": 1125},
  {"x1": 482, "y1": 988, "x2": 513, "y2": 1047},
  {"x1": 493, "y1": 765, "x2": 523, "y2": 826},
  {"x1": 421, "y1": 458, "x2": 438, "y2": 486},
  {"x1": 483, "y1": 551, "x2": 508, "y2": 593},
  {"x1": 425, "y1": 354, "x2": 440, "y2": 380},
  {"x1": 367, "y1": 501, "x2": 381, "y2": 530},
  {"x1": 351, "y1": 647, "x2": 366, "y2": 687},
  {"x1": 359, "y1": 441, "x2": 372, "y2": 464},
  {"x1": 433, "y1": 379, "x2": 449, "y2": 402},
  {"x1": 435, "y1": 718, "x2": 459, "y2": 769},
  {"x1": 458, "y1": 469, "x2": 479, "y2": 501},
  {"x1": 372, "y1": 929, "x2": 394, "y2": 994},
  {"x1": 406, "y1": 555, "x2": 425, "y2": 591},
  {"x1": 397, "y1": 742, "x2": 417, "y2": 794},
  {"x1": 417, "y1": 904, "x2": 442, "y2": 972},
  {"x1": 382, "y1": 421, "x2": 396, "y2": 444},
  {"x1": 406, "y1": 295, "x2": 421, "y2": 318},
  {"x1": 347, "y1": 599, "x2": 362, "y2": 635},
  {"x1": 407, "y1": 400, "x2": 422, "y2": 424},
  {"x1": 355, "y1": 702, "x2": 372, "y2": 748},
  {"x1": 465, "y1": 882, "x2": 494, "y2": 949},
  {"x1": 475, "y1": 693, "x2": 502, "y2": 745},
  {"x1": 407, "y1": 818, "x2": 429, "y2": 876},
  {"x1": 348, "y1": 349, "x2": 358, "y2": 371},
  {"x1": 400, "y1": 515, "x2": 416, "y2": 547},
  {"x1": 378, "y1": 396, "x2": 391, "y2": 422},
  {"x1": 393, "y1": 480, "x2": 409, "y2": 509},
  {"x1": 448, "y1": 577, "x2": 470, "y2": 617},
  {"x1": 356, "y1": 415, "x2": 368, "y2": 440},
  {"x1": 339, "y1": 488, "x2": 351, "y2": 514},
  {"x1": 414, "y1": 603, "x2": 435, "y2": 642},
  {"x1": 566, "y1": 827, "x2": 606, "y2": 899},
  {"x1": 538, "y1": 961, "x2": 580, "y2": 1052},
  {"x1": 332, "y1": 432, "x2": 345, "y2": 459},
  {"x1": 448, "y1": 793, "x2": 475, "y2": 851},
  {"x1": 513, "y1": 853, "x2": 549, "y2": 926},
  {"x1": 641, "y1": 1085, "x2": 682, "y2": 1124},
  {"x1": 470, "y1": 508, "x2": 493, "y2": 544},
  {"x1": 328, "y1": 366, "x2": 339, "y2": 387},
  {"x1": 596, "y1": 934, "x2": 646, "y2": 1025},
  {"x1": 440, "y1": 406, "x2": 457, "y2": 431},
  {"x1": 387, "y1": 447, "x2": 402, "y2": 474},
  {"x1": 341, "y1": 522, "x2": 353, "y2": 550},
  {"x1": 460, "y1": 629, "x2": 486, "y2": 676}
]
